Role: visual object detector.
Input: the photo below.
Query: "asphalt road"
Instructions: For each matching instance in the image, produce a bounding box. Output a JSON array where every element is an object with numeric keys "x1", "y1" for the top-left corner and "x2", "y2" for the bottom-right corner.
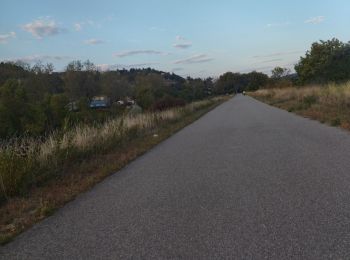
[{"x1": 2, "y1": 95, "x2": 350, "y2": 259}]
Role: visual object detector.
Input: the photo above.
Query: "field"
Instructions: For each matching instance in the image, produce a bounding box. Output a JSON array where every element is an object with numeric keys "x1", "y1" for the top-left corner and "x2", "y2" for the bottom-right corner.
[
  {"x1": 0, "y1": 96, "x2": 229, "y2": 244},
  {"x1": 249, "y1": 82, "x2": 350, "y2": 130}
]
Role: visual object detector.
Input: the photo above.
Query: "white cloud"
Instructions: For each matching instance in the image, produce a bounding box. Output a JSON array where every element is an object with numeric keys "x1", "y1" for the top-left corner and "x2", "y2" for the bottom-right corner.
[
  {"x1": 0, "y1": 32, "x2": 16, "y2": 44},
  {"x1": 74, "y1": 23, "x2": 82, "y2": 31},
  {"x1": 253, "y1": 50, "x2": 303, "y2": 59},
  {"x1": 305, "y1": 16, "x2": 325, "y2": 24},
  {"x1": 173, "y1": 35, "x2": 192, "y2": 49},
  {"x1": 176, "y1": 35, "x2": 185, "y2": 41},
  {"x1": 23, "y1": 18, "x2": 62, "y2": 38},
  {"x1": 113, "y1": 50, "x2": 169, "y2": 58},
  {"x1": 173, "y1": 54, "x2": 213, "y2": 64},
  {"x1": 84, "y1": 38, "x2": 105, "y2": 45}
]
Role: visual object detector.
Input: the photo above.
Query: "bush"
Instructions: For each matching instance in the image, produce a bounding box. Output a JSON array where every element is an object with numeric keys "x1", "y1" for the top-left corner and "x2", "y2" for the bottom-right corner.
[{"x1": 151, "y1": 96, "x2": 186, "y2": 111}]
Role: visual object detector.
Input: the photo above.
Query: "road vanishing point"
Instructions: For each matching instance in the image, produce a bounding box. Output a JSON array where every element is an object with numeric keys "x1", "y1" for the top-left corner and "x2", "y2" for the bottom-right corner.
[{"x1": 2, "y1": 95, "x2": 350, "y2": 259}]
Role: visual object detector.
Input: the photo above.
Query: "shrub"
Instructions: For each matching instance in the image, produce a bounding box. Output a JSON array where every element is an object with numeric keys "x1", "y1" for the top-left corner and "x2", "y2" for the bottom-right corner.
[{"x1": 151, "y1": 96, "x2": 186, "y2": 111}]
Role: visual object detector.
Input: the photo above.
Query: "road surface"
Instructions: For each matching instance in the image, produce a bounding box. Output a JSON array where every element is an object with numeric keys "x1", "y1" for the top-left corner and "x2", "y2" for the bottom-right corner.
[{"x1": 2, "y1": 95, "x2": 350, "y2": 259}]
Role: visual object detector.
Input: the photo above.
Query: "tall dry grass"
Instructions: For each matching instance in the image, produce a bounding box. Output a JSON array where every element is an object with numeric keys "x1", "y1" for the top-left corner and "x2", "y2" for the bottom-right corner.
[
  {"x1": 251, "y1": 81, "x2": 350, "y2": 127},
  {"x1": 0, "y1": 99, "x2": 217, "y2": 202}
]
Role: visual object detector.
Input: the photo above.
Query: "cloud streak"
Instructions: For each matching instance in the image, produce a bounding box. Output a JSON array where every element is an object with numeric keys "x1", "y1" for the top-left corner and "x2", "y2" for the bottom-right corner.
[
  {"x1": 0, "y1": 32, "x2": 16, "y2": 44},
  {"x1": 6, "y1": 54, "x2": 72, "y2": 63},
  {"x1": 23, "y1": 18, "x2": 63, "y2": 38},
  {"x1": 84, "y1": 38, "x2": 105, "y2": 45},
  {"x1": 113, "y1": 50, "x2": 168, "y2": 58},
  {"x1": 305, "y1": 16, "x2": 325, "y2": 24},
  {"x1": 173, "y1": 43, "x2": 192, "y2": 49},
  {"x1": 253, "y1": 50, "x2": 302, "y2": 59},
  {"x1": 255, "y1": 58, "x2": 284, "y2": 64},
  {"x1": 173, "y1": 54, "x2": 213, "y2": 64},
  {"x1": 172, "y1": 67, "x2": 184, "y2": 72},
  {"x1": 173, "y1": 35, "x2": 192, "y2": 49}
]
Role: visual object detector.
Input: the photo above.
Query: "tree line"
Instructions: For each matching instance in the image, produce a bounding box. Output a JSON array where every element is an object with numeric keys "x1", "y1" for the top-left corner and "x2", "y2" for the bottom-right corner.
[
  {"x1": 1, "y1": 37, "x2": 349, "y2": 139},
  {"x1": 0, "y1": 61, "x2": 217, "y2": 139}
]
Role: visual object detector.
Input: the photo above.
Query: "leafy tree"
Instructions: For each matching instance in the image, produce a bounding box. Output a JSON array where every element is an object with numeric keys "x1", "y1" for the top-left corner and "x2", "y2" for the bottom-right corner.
[
  {"x1": 134, "y1": 73, "x2": 169, "y2": 109},
  {"x1": 321, "y1": 43, "x2": 350, "y2": 82},
  {"x1": 63, "y1": 60, "x2": 100, "y2": 99},
  {"x1": 135, "y1": 85, "x2": 155, "y2": 109},
  {"x1": 101, "y1": 72, "x2": 131, "y2": 101},
  {"x1": 246, "y1": 71, "x2": 269, "y2": 91},
  {"x1": 46, "y1": 94, "x2": 69, "y2": 129},
  {"x1": 214, "y1": 71, "x2": 269, "y2": 93},
  {"x1": 295, "y1": 38, "x2": 347, "y2": 83},
  {"x1": 0, "y1": 80, "x2": 30, "y2": 137},
  {"x1": 0, "y1": 62, "x2": 29, "y2": 86},
  {"x1": 271, "y1": 67, "x2": 291, "y2": 79}
]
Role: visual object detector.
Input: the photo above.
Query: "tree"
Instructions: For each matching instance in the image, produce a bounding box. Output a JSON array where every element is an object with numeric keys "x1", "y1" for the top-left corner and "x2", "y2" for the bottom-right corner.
[
  {"x1": 64, "y1": 60, "x2": 100, "y2": 99},
  {"x1": 134, "y1": 73, "x2": 169, "y2": 109},
  {"x1": 0, "y1": 62, "x2": 29, "y2": 86},
  {"x1": 101, "y1": 72, "x2": 131, "y2": 101},
  {"x1": 135, "y1": 85, "x2": 155, "y2": 109},
  {"x1": 295, "y1": 38, "x2": 347, "y2": 84},
  {"x1": 271, "y1": 67, "x2": 291, "y2": 79},
  {"x1": 214, "y1": 72, "x2": 241, "y2": 94},
  {"x1": 246, "y1": 71, "x2": 269, "y2": 91},
  {"x1": 0, "y1": 80, "x2": 30, "y2": 137},
  {"x1": 214, "y1": 71, "x2": 269, "y2": 94},
  {"x1": 46, "y1": 94, "x2": 69, "y2": 129}
]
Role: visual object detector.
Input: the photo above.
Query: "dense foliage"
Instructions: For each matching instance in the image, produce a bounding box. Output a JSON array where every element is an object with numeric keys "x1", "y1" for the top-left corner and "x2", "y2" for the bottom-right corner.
[
  {"x1": 295, "y1": 38, "x2": 350, "y2": 84},
  {"x1": 0, "y1": 61, "x2": 216, "y2": 139},
  {"x1": 214, "y1": 71, "x2": 269, "y2": 94}
]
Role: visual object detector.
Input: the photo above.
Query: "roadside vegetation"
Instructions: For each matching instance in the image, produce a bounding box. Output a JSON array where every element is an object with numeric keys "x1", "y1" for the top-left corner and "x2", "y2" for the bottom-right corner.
[
  {"x1": 0, "y1": 58, "x2": 239, "y2": 244},
  {"x1": 0, "y1": 96, "x2": 228, "y2": 244},
  {"x1": 250, "y1": 83, "x2": 350, "y2": 130},
  {"x1": 249, "y1": 38, "x2": 350, "y2": 130}
]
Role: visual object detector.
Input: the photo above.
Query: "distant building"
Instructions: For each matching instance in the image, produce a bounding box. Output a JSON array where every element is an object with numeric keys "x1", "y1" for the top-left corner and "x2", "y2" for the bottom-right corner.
[{"x1": 89, "y1": 96, "x2": 111, "y2": 109}]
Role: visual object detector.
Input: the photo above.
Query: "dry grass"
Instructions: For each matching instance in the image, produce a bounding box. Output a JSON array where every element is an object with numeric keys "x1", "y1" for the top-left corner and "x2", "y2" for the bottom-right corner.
[
  {"x1": 0, "y1": 101, "x2": 207, "y2": 201},
  {"x1": 250, "y1": 82, "x2": 350, "y2": 130},
  {"x1": 0, "y1": 96, "x2": 229, "y2": 244}
]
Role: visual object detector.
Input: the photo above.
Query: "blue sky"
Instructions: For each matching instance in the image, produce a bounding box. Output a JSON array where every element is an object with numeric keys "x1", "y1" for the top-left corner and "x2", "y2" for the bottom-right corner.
[{"x1": 1, "y1": 0, "x2": 349, "y2": 77}]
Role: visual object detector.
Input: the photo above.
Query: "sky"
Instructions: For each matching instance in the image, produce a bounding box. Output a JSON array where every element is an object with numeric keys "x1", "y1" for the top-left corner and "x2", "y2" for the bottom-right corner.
[{"x1": 0, "y1": 0, "x2": 350, "y2": 78}]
